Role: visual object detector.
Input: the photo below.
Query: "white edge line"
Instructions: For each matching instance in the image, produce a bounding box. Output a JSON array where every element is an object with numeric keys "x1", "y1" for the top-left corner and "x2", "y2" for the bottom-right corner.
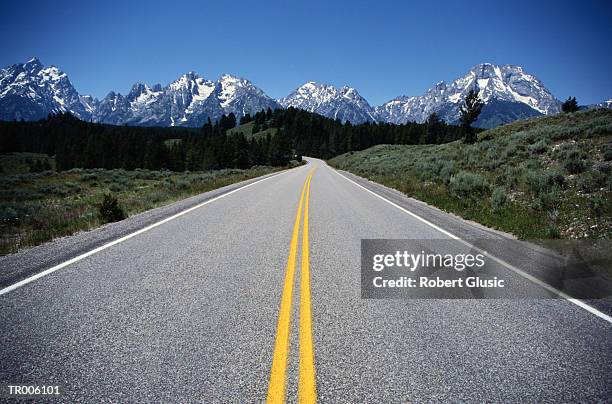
[
  {"x1": 0, "y1": 169, "x2": 294, "y2": 297},
  {"x1": 333, "y1": 168, "x2": 612, "y2": 325}
]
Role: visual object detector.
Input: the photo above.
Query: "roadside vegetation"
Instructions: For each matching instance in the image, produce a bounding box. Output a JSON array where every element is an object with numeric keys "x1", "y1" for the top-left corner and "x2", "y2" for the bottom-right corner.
[
  {"x1": 0, "y1": 153, "x2": 290, "y2": 255},
  {"x1": 329, "y1": 109, "x2": 612, "y2": 239}
]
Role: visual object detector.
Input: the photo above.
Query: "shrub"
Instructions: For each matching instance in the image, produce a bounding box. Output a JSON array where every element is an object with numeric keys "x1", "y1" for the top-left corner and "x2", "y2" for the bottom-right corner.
[
  {"x1": 524, "y1": 170, "x2": 547, "y2": 194},
  {"x1": 490, "y1": 187, "x2": 507, "y2": 212},
  {"x1": 554, "y1": 145, "x2": 588, "y2": 174},
  {"x1": 502, "y1": 166, "x2": 520, "y2": 188},
  {"x1": 0, "y1": 206, "x2": 19, "y2": 224},
  {"x1": 594, "y1": 161, "x2": 611, "y2": 175},
  {"x1": 524, "y1": 170, "x2": 565, "y2": 195},
  {"x1": 99, "y1": 194, "x2": 126, "y2": 223},
  {"x1": 415, "y1": 159, "x2": 440, "y2": 181},
  {"x1": 174, "y1": 179, "x2": 190, "y2": 190},
  {"x1": 546, "y1": 171, "x2": 566, "y2": 189},
  {"x1": 528, "y1": 139, "x2": 548, "y2": 154},
  {"x1": 82, "y1": 173, "x2": 99, "y2": 181},
  {"x1": 449, "y1": 171, "x2": 490, "y2": 196},
  {"x1": 564, "y1": 156, "x2": 587, "y2": 174},
  {"x1": 545, "y1": 223, "x2": 560, "y2": 239},
  {"x1": 588, "y1": 196, "x2": 605, "y2": 217},
  {"x1": 577, "y1": 171, "x2": 605, "y2": 193},
  {"x1": 501, "y1": 144, "x2": 518, "y2": 160},
  {"x1": 439, "y1": 161, "x2": 457, "y2": 184},
  {"x1": 538, "y1": 188, "x2": 562, "y2": 211},
  {"x1": 604, "y1": 148, "x2": 612, "y2": 161}
]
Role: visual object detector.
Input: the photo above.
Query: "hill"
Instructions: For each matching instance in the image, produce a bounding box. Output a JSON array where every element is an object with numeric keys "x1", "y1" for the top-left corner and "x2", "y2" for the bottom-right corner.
[{"x1": 329, "y1": 109, "x2": 612, "y2": 239}]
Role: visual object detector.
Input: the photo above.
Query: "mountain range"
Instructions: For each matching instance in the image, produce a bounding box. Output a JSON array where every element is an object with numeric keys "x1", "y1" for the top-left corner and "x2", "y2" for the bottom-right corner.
[{"x1": 0, "y1": 58, "x2": 609, "y2": 128}]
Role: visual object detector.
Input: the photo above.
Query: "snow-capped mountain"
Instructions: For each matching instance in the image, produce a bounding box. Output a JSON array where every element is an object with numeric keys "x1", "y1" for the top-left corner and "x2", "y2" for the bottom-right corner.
[
  {"x1": 279, "y1": 82, "x2": 376, "y2": 124},
  {"x1": 0, "y1": 58, "x2": 280, "y2": 127},
  {"x1": 94, "y1": 72, "x2": 281, "y2": 127},
  {"x1": 375, "y1": 63, "x2": 562, "y2": 128},
  {"x1": 0, "y1": 58, "x2": 93, "y2": 121},
  {"x1": 1, "y1": 58, "x2": 603, "y2": 129}
]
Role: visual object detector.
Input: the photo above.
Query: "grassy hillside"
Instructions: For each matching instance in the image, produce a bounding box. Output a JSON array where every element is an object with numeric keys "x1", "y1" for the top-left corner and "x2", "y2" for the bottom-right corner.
[
  {"x1": 226, "y1": 121, "x2": 279, "y2": 140},
  {"x1": 329, "y1": 109, "x2": 612, "y2": 239},
  {"x1": 0, "y1": 155, "x2": 287, "y2": 255}
]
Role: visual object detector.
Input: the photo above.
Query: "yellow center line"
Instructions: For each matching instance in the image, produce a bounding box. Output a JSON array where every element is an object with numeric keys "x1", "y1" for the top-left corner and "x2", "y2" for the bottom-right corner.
[
  {"x1": 299, "y1": 172, "x2": 317, "y2": 403},
  {"x1": 267, "y1": 169, "x2": 314, "y2": 403}
]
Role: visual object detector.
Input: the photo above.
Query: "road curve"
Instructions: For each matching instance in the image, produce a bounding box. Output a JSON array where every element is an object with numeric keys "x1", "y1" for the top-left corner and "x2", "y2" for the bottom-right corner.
[{"x1": 1, "y1": 158, "x2": 610, "y2": 402}]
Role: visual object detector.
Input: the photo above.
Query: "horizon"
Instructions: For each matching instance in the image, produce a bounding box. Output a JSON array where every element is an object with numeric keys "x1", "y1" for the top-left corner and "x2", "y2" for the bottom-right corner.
[{"x1": 1, "y1": 0, "x2": 611, "y2": 105}]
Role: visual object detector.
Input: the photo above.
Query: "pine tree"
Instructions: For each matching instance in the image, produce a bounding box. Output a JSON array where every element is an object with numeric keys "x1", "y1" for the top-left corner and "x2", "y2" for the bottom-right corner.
[
  {"x1": 425, "y1": 112, "x2": 442, "y2": 144},
  {"x1": 562, "y1": 97, "x2": 578, "y2": 113},
  {"x1": 459, "y1": 89, "x2": 484, "y2": 144}
]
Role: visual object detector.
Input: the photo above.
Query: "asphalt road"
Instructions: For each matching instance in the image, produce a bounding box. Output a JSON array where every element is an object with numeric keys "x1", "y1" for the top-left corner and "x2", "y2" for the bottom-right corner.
[{"x1": 0, "y1": 158, "x2": 610, "y2": 402}]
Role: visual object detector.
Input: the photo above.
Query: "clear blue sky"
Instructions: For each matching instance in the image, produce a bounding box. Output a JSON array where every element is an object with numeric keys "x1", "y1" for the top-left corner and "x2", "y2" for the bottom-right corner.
[{"x1": 1, "y1": 0, "x2": 611, "y2": 105}]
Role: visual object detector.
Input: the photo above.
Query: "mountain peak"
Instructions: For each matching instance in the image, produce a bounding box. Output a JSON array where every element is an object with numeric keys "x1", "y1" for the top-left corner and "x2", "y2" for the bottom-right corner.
[
  {"x1": 280, "y1": 81, "x2": 375, "y2": 123},
  {"x1": 23, "y1": 57, "x2": 43, "y2": 73},
  {"x1": 220, "y1": 73, "x2": 242, "y2": 81},
  {"x1": 376, "y1": 62, "x2": 561, "y2": 127},
  {"x1": 180, "y1": 71, "x2": 200, "y2": 80},
  {"x1": 0, "y1": 57, "x2": 90, "y2": 121}
]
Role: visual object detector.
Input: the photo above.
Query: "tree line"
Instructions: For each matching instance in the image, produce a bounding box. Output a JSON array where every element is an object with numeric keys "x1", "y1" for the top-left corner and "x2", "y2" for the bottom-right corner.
[
  {"x1": 0, "y1": 113, "x2": 293, "y2": 171},
  {"x1": 0, "y1": 105, "x2": 477, "y2": 172}
]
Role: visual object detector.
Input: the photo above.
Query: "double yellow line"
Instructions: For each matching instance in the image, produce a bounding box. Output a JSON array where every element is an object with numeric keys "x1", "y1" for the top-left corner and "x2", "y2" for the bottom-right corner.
[{"x1": 267, "y1": 169, "x2": 317, "y2": 404}]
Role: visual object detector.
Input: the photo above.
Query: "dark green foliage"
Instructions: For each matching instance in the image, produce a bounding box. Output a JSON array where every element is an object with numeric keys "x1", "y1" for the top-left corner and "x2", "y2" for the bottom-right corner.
[
  {"x1": 577, "y1": 170, "x2": 605, "y2": 193},
  {"x1": 545, "y1": 223, "x2": 560, "y2": 238},
  {"x1": 588, "y1": 196, "x2": 605, "y2": 216},
  {"x1": 562, "y1": 97, "x2": 578, "y2": 113},
  {"x1": 538, "y1": 188, "x2": 561, "y2": 211},
  {"x1": 426, "y1": 113, "x2": 443, "y2": 144},
  {"x1": 239, "y1": 113, "x2": 252, "y2": 125},
  {"x1": 460, "y1": 89, "x2": 484, "y2": 144},
  {"x1": 0, "y1": 112, "x2": 293, "y2": 171},
  {"x1": 98, "y1": 193, "x2": 126, "y2": 223},
  {"x1": 603, "y1": 145, "x2": 612, "y2": 161},
  {"x1": 563, "y1": 154, "x2": 587, "y2": 174},
  {"x1": 528, "y1": 139, "x2": 548, "y2": 154},
  {"x1": 0, "y1": 109, "x2": 469, "y2": 173}
]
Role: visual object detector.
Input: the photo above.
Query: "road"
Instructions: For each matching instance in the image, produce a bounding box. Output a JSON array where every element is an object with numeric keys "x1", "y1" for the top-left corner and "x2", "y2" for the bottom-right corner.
[{"x1": 0, "y1": 158, "x2": 610, "y2": 402}]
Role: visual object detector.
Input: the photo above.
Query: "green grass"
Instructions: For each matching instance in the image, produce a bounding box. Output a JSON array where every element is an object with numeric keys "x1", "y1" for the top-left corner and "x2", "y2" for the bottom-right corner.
[
  {"x1": 227, "y1": 121, "x2": 279, "y2": 140},
  {"x1": 227, "y1": 122, "x2": 255, "y2": 136},
  {"x1": 329, "y1": 109, "x2": 612, "y2": 240},
  {"x1": 0, "y1": 156, "x2": 286, "y2": 255},
  {"x1": 0, "y1": 152, "x2": 55, "y2": 174}
]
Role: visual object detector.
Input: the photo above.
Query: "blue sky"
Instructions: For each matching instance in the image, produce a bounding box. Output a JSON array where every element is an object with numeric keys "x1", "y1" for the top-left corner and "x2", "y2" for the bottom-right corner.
[{"x1": 1, "y1": 0, "x2": 611, "y2": 105}]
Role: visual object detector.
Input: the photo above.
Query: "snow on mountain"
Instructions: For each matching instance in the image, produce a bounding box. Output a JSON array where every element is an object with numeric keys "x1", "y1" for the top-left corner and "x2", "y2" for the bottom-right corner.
[
  {"x1": 375, "y1": 63, "x2": 562, "y2": 128},
  {"x1": 94, "y1": 72, "x2": 280, "y2": 127},
  {"x1": 279, "y1": 82, "x2": 377, "y2": 124},
  {"x1": 0, "y1": 58, "x2": 280, "y2": 127},
  {"x1": 0, "y1": 59, "x2": 587, "y2": 129},
  {"x1": 0, "y1": 58, "x2": 94, "y2": 121}
]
